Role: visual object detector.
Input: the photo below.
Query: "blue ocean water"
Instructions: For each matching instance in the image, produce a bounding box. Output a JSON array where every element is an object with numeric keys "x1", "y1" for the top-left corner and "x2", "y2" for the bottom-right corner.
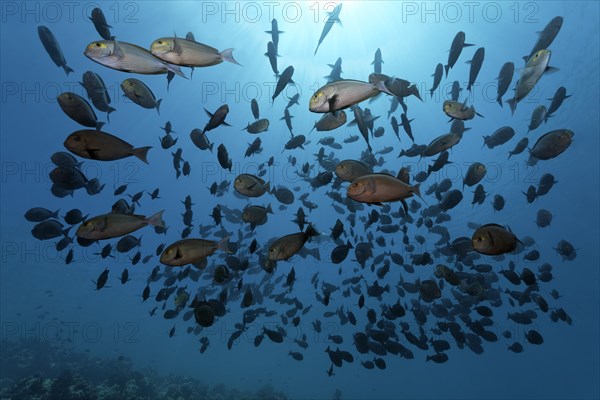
[{"x1": 1, "y1": 1, "x2": 599, "y2": 399}]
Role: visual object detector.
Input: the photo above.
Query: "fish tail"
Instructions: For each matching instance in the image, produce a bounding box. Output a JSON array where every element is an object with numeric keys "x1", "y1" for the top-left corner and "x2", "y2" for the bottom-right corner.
[
  {"x1": 132, "y1": 146, "x2": 152, "y2": 164},
  {"x1": 166, "y1": 63, "x2": 186, "y2": 78},
  {"x1": 410, "y1": 85, "x2": 422, "y2": 101},
  {"x1": 63, "y1": 65, "x2": 75, "y2": 76},
  {"x1": 506, "y1": 98, "x2": 516, "y2": 115},
  {"x1": 374, "y1": 80, "x2": 393, "y2": 97},
  {"x1": 96, "y1": 121, "x2": 105, "y2": 131},
  {"x1": 146, "y1": 210, "x2": 165, "y2": 229},
  {"x1": 310, "y1": 247, "x2": 321, "y2": 261},
  {"x1": 305, "y1": 224, "x2": 320, "y2": 238},
  {"x1": 62, "y1": 226, "x2": 73, "y2": 237},
  {"x1": 156, "y1": 99, "x2": 162, "y2": 115},
  {"x1": 412, "y1": 183, "x2": 427, "y2": 204},
  {"x1": 220, "y1": 48, "x2": 242, "y2": 66},
  {"x1": 267, "y1": 204, "x2": 273, "y2": 214},
  {"x1": 215, "y1": 236, "x2": 232, "y2": 253},
  {"x1": 107, "y1": 107, "x2": 116, "y2": 122},
  {"x1": 265, "y1": 182, "x2": 271, "y2": 193},
  {"x1": 209, "y1": 142, "x2": 214, "y2": 153},
  {"x1": 444, "y1": 64, "x2": 449, "y2": 77},
  {"x1": 497, "y1": 96, "x2": 503, "y2": 107}
]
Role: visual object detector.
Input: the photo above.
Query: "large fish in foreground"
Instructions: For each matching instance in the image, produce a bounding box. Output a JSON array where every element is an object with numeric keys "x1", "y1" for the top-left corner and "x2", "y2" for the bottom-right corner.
[
  {"x1": 150, "y1": 37, "x2": 241, "y2": 67},
  {"x1": 77, "y1": 211, "x2": 165, "y2": 240},
  {"x1": 160, "y1": 237, "x2": 230, "y2": 267},
  {"x1": 38, "y1": 25, "x2": 74, "y2": 75},
  {"x1": 347, "y1": 173, "x2": 421, "y2": 204},
  {"x1": 84, "y1": 40, "x2": 185, "y2": 76},
  {"x1": 507, "y1": 49, "x2": 553, "y2": 114},
  {"x1": 314, "y1": 3, "x2": 342, "y2": 55},
  {"x1": 309, "y1": 79, "x2": 391, "y2": 113},
  {"x1": 64, "y1": 130, "x2": 152, "y2": 163}
]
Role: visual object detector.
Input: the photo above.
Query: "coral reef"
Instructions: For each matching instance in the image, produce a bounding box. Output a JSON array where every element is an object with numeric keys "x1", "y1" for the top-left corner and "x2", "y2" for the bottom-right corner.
[{"x1": 0, "y1": 341, "x2": 287, "y2": 400}]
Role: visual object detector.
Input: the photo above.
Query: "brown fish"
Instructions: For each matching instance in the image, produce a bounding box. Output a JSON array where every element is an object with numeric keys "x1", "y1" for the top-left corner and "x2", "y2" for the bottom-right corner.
[
  {"x1": 64, "y1": 130, "x2": 151, "y2": 163},
  {"x1": 529, "y1": 129, "x2": 574, "y2": 161},
  {"x1": 77, "y1": 211, "x2": 165, "y2": 240},
  {"x1": 347, "y1": 174, "x2": 421, "y2": 204},
  {"x1": 268, "y1": 224, "x2": 319, "y2": 261},
  {"x1": 160, "y1": 237, "x2": 231, "y2": 267},
  {"x1": 472, "y1": 223, "x2": 520, "y2": 255}
]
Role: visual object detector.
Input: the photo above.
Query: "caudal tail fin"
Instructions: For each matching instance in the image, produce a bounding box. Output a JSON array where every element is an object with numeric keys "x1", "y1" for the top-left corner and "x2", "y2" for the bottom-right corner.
[
  {"x1": 506, "y1": 98, "x2": 516, "y2": 115},
  {"x1": 220, "y1": 48, "x2": 242, "y2": 66},
  {"x1": 146, "y1": 210, "x2": 165, "y2": 229},
  {"x1": 63, "y1": 65, "x2": 75, "y2": 76},
  {"x1": 215, "y1": 236, "x2": 232, "y2": 253},
  {"x1": 132, "y1": 146, "x2": 152, "y2": 164}
]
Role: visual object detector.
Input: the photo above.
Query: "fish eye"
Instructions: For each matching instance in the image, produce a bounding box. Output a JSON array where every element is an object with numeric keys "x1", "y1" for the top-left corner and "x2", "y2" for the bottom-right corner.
[
  {"x1": 158, "y1": 40, "x2": 164, "y2": 45},
  {"x1": 72, "y1": 135, "x2": 81, "y2": 141},
  {"x1": 94, "y1": 42, "x2": 102, "y2": 47}
]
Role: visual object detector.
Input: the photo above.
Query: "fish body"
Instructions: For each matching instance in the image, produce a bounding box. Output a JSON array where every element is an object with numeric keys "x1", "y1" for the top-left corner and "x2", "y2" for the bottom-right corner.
[
  {"x1": 445, "y1": 31, "x2": 474, "y2": 77},
  {"x1": 64, "y1": 130, "x2": 151, "y2": 163},
  {"x1": 443, "y1": 100, "x2": 482, "y2": 121},
  {"x1": 507, "y1": 49, "x2": 552, "y2": 114},
  {"x1": 150, "y1": 37, "x2": 240, "y2": 67},
  {"x1": 160, "y1": 237, "x2": 230, "y2": 267},
  {"x1": 234, "y1": 174, "x2": 270, "y2": 197},
  {"x1": 58, "y1": 92, "x2": 104, "y2": 130},
  {"x1": 38, "y1": 25, "x2": 74, "y2": 75},
  {"x1": 244, "y1": 118, "x2": 270, "y2": 134},
  {"x1": 529, "y1": 129, "x2": 574, "y2": 161},
  {"x1": 269, "y1": 225, "x2": 319, "y2": 261},
  {"x1": 472, "y1": 223, "x2": 519, "y2": 255},
  {"x1": 89, "y1": 8, "x2": 113, "y2": 40},
  {"x1": 309, "y1": 79, "x2": 390, "y2": 113},
  {"x1": 85, "y1": 40, "x2": 184, "y2": 76},
  {"x1": 77, "y1": 211, "x2": 165, "y2": 240},
  {"x1": 121, "y1": 78, "x2": 162, "y2": 114},
  {"x1": 466, "y1": 47, "x2": 485, "y2": 91}
]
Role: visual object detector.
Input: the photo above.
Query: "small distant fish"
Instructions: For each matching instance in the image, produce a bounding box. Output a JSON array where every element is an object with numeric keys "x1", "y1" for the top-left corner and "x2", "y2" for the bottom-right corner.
[
  {"x1": 496, "y1": 62, "x2": 514, "y2": 107},
  {"x1": 371, "y1": 48, "x2": 384, "y2": 74},
  {"x1": 443, "y1": 99, "x2": 483, "y2": 121},
  {"x1": 466, "y1": 47, "x2": 485, "y2": 92},
  {"x1": 265, "y1": 41, "x2": 279, "y2": 77},
  {"x1": 89, "y1": 8, "x2": 114, "y2": 40},
  {"x1": 266, "y1": 19, "x2": 284, "y2": 50},
  {"x1": 445, "y1": 31, "x2": 474, "y2": 77},
  {"x1": 38, "y1": 25, "x2": 74, "y2": 75},
  {"x1": 57, "y1": 92, "x2": 105, "y2": 130},
  {"x1": 429, "y1": 63, "x2": 443, "y2": 97},
  {"x1": 314, "y1": 3, "x2": 343, "y2": 55}
]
